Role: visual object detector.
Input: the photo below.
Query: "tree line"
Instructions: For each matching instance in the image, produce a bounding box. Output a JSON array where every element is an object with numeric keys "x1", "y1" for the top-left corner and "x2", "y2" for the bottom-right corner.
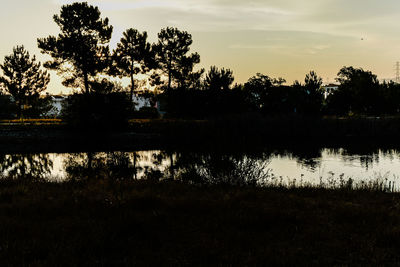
[{"x1": 0, "y1": 1, "x2": 400, "y2": 125}]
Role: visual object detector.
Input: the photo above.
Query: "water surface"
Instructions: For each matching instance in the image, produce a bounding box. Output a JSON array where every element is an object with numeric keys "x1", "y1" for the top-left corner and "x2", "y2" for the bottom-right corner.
[{"x1": 3, "y1": 148, "x2": 400, "y2": 190}]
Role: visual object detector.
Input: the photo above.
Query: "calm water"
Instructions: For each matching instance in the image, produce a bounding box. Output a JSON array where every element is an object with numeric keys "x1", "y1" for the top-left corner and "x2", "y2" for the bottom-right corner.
[{"x1": 2, "y1": 148, "x2": 400, "y2": 189}]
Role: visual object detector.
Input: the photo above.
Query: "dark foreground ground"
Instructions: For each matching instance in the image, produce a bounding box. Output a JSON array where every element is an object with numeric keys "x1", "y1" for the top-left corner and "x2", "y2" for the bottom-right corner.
[{"x1": 1, "y1": 179, "x2": 400, "y2": 266}]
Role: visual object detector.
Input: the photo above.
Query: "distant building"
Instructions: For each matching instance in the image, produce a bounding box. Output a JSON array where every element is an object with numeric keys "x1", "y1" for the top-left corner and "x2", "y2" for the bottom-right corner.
[
  {"x1": 43, "y1": 92, "x2": 160, "y2": 117},
  {"x1": 132, "y1": 94, "x2": 151, "y2": 111},
  {"x1": 321, "y1": 84, "x2": 339, "y2": 99},
  {"x1": 43, "y1": 95, "x2": 67, "y2": 117}
]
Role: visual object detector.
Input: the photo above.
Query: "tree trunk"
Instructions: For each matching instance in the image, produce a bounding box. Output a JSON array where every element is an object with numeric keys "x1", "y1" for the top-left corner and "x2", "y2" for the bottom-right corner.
[
  {"x1": 168, "y1": 57, "x2": 172, "y2": 91},
  {"x1": 87, "y1": 152, "x2": 93, "y2": 170},
  {"x1": 17, "y1": 100, "x2": 23, "y2": 121},
  {"x1": 168, "y1": 70, "x2": 172, "y2": 91},
  {"x1": 83, "y1": 71, "x2": 89, "y2": 94},
  {"x1": 133, "y1": 152, "x2": 137, "y2": 180},
  {"x1": 130, "y1": 73, "x2": 135, "y2": 104},
  {"x1": 169, "y1": 153, "x2": 174, "y2": 180}
]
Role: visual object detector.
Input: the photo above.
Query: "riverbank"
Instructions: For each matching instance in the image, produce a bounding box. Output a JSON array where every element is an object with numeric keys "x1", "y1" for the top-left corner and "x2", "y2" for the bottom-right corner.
[
  {"x1": 0, "y1": 116, "x2": 400, "y2": 153},
  {"x1": 0, "y1": 178, "x2": 399, "y2": 265}
]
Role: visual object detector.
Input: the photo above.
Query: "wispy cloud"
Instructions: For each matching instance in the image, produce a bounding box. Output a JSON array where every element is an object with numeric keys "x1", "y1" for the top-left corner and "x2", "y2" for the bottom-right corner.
[
  {"x1": 228, "y1": 44, "x2": 277, "y2": 49},
  {"x1": 54, "y1": 0, "x2": 169, "y2": 10},
  {"x1": 36, "y1": 0, "x2": 400, "y2": 85}
]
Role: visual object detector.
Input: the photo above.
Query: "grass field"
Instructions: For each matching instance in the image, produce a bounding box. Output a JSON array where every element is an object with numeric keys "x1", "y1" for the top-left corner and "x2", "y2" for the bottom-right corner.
[{"x1": 0, "y1": 178, "x2": 399, "y2": 265}]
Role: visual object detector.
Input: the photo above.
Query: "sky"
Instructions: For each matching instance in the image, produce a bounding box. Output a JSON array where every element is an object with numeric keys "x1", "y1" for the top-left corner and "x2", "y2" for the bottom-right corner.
[{"x1": 1, "y1": 0, "x2": 400, "y2": 94}]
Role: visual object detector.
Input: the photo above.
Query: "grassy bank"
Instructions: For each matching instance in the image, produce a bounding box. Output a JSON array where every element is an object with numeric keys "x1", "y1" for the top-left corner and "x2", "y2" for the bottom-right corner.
[
  {"x1": 0, "y1": 116, "x2": 400, "y2": 152},
  {"x1": 129, "y1": 115, "x2": 400, "y2": 141},
  {"x1": 1, "y1": 178, "x2": 400, "y2": 265}
]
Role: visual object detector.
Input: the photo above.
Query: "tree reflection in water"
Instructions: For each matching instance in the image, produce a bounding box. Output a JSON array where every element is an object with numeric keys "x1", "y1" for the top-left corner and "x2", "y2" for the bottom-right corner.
[
  {"x1": 325, "y1": 148, "x2": 388, "y2": 171},
  {"x1": 57, "y1": 148, "x2": 400, "y2": 186},
  {"x1": 0, "y1": 154, "x2": 53, "y2": 179},
  {"x1": 281, "y1": 147, "x2": 323, "y2": 172},
  {"x1": 0, "y1": 148, "x2": 396, "y2": 184},
  {"x1": 167, "y1": 152, "x2": 273, "y2": 186},
  {"x1": 64, "y1": 152, "x2": 140, "y2": 180},
  {"x1": 62, "y1": 151, "x2": 273, "y2": 185}
]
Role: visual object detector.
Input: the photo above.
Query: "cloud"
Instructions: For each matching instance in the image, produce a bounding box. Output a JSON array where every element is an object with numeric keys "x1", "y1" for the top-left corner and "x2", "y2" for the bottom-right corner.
[
  {"x1": 46, "y1": 0, "x2": 400, "y2": 84},
  {"x1": 68, "y1": 0, "x2": 395, "y2": 40},
  {"x1": 54, "y1": 0, "x2": 169, "y2": 10},
  {"x1": 228, "y1": 44, "x2": 277, "y2": 49},
  {"x1": 54, "y1": 0, "x2": 295, "y2": 19}
]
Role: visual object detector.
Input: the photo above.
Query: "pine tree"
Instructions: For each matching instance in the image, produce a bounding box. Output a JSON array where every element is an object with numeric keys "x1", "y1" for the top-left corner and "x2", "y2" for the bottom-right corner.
[
  {"x1": 0, "y1": 45, "x2": 50, "y2": 118},
  {"x1": 204, "y1": 66, "x2": 234, "y2": 91},
  {"x1": 113, "y1": 28, "x2": 153, "y2": 100},
  {"x1": 154, "y1": 27, "x2": 202, "y2": 90},
  {"x1": 38, "y1": 2, "x2": 112, "y2": 94}
]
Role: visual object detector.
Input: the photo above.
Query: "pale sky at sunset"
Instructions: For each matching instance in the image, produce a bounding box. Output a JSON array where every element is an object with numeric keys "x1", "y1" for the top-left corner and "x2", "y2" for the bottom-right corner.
[{"x1": 1, "y1": 0, "x2": 400, "y2": 94}]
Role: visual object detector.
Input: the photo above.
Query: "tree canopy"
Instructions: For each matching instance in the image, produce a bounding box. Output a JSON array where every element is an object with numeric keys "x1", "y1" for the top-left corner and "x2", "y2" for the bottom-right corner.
[
  {"x1": 204, "y1": 66, "x2": 234, "y2": 91},
  {"x1": 303, "y1": 71, "x2": 323, "y2": 114},
  {"x1": 37, "y1": 2, "x2": 113, "y2": 94},
  {"x1": 0, "y1": 45, "x2": 50, "y2": 117},
  {"x1": 327, "y1": 66, "x2": 380, "y2": 115},
  {"x1": 153, "y1": 27, "x2": 202, "y2": 91},
  {"x1": 113, "y1": 28, "x2": 153, "y2": 100}
]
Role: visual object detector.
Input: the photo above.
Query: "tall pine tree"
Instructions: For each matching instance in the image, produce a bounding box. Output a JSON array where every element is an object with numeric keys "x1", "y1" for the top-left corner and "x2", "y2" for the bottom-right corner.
[
  {"x1": 113, "y1": 28, "x2": 153, "y2": 100},
  {"x1": 38, "y1": 2, "x2": 112, "y2": 94},
  {"x1": 154, "y1": 27, "x2": 202, "y2": 90},
  {"x1": 0, "y1": 45, "x2": 50, "y2": 118}
]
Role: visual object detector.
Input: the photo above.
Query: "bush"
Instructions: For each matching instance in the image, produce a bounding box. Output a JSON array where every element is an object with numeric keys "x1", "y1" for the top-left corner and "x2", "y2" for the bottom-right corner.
[
  {"x1": 62, "y1": 92, "x2": 131, "y2": 130},
  {"x1": 0, "y1": 95, "x2": 17, "y2": 119},
  {"x1": 24, "y1": 96, "x2": 54, "y2": 118},
  {"x1": 162, "y1": 89, "x2": 249, "y2": 119},
  {"x1": 132, "y1": 106, "x2": 160, "y2": 119}
]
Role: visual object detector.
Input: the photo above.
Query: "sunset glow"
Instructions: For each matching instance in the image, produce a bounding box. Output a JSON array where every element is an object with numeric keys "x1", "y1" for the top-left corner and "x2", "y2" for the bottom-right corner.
[{"x1": 1, "y1": 0, "x2": 400, "y2": 93}]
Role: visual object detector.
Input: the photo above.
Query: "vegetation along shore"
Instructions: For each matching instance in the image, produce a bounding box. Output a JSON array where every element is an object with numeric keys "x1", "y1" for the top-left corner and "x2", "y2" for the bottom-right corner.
[{"x1": 0, "y1": 177, "x2": 399, "y2": 266}]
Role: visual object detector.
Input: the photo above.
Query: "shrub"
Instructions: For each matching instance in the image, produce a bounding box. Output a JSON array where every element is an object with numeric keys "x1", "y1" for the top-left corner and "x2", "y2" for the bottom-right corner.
[
  {"x1": 0, "y1": 95, "x2": 17, "y2": 119},
  {"x1": 62, "y1": 92, "x2": 131, "y2": 130},
  {"x1": 132, "y1": 106, "x2": 160, "y2": 119},
  {"x1": 24, "y1": 96, "x2": 54, "y2": 118}
]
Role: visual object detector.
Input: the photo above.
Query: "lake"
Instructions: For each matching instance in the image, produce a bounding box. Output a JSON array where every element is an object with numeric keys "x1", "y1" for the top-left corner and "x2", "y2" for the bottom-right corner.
[{"x1": 2, "y1": 146, "x2": 400, "y2": 190}]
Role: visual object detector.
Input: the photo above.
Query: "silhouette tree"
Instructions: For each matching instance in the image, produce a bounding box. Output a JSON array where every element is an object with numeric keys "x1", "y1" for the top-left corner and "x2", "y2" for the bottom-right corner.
[
  {"x1": 303, "y1": 71, "x2": 323, "y2": 114},
  {"x1": 380, "y1": 81, "x2": 400, "y2": 114},
  {"x1": 272, "y1": 77, "x2": 287, "y2": 86},
  {"x1": 305, "y1": 71, "x2": 323, "y2": 89},
  {"x1": 153, "y1": 27, "x2": 202, "y2": 90},
  {"x1": 0, "y1": 45, "x2": 50, "y2": 118},
  {"x1": 175, "y1": 55, "x2": 204, "y2": 90},
  {"x1": 37, "y1": 2, "x2": 113, "y2": 94},
  {"x1": 113, "y1": 28, "x2": 153, "y2": 101},
  {"x1": 327, "y1": 66, "x2": 380, "y2": 115},
  {"x1": 88, "y1": 78, "x2": 124, "y2": 94},
  {"x1": 243, "y1": 74, "x2": 298, "y2": 114},
  {"x1": 243, "y1": 73, "x2": 274, "y2": 111},
  {"x1": 204, "y1": 66, "x2": 234, "y2": 91}
]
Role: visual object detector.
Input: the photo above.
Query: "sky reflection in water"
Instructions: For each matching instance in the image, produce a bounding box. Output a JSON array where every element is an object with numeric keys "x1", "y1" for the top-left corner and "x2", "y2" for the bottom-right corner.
[{"x1": 1, "y1": 149, "x2": 400, "y2": 189}]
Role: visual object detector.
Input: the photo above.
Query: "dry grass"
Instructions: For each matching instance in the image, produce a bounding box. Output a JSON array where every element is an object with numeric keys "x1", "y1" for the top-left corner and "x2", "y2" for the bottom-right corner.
[
  {"x1": 0, "y1": 178, "x2": 399, "y2": 266},
  {"x1": 0, "y1": 118, "x2": 63, "y2": 124}
]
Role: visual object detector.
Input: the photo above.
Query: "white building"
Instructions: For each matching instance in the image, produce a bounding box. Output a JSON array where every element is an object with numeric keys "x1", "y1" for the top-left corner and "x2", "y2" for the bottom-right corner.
[
  {"x1": 321, "y1": 84, "x2": 339, "y2": 99},
  {"x1": 44, "y1": 92, "x2": 157, "y2": 117},
  {"x1": 132, "y1": 94, "x2": 152, "y2": 111},
  {"x1": 44, "y1": 95, "x2": 67, "y2": 117}
]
